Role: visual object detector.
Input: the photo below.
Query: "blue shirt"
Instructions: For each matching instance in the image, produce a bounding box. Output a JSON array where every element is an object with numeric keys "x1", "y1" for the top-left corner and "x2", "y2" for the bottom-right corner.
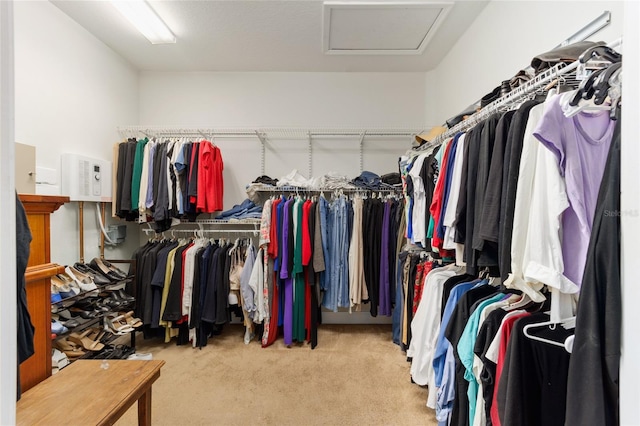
[{"x1": 433, "y1": 279, "x2": 483, "y2": 386}]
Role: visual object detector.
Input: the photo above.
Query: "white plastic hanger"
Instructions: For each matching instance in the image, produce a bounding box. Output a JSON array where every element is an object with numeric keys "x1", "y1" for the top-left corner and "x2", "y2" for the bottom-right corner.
[
  {"x1": 522, "y1": 316, "x2": 575, "y2": 353},
  {"x1": 563, "y1": 95, "x2": 611, "y2": 118}
]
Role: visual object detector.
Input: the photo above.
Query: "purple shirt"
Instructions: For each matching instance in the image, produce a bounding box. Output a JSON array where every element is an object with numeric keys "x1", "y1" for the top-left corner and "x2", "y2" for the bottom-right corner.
[
  {"x1": 280, "y1": 199, "x2": 293, "y2": 280},
  {"x1": 378, "y1": 201, "x2": 391, "y2": 316},
  {"x1": 534, "y1": 96, "x2": 614, "y2": 287}
]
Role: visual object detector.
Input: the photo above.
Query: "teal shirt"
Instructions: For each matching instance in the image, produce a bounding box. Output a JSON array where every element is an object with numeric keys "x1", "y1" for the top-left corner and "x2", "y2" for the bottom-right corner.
[
  {"x1": 457, "y1": 293, "x2": 506, "y2": 426},
  {"x1": 131, "y1": 138, "x2": 148, "y2": 210}
]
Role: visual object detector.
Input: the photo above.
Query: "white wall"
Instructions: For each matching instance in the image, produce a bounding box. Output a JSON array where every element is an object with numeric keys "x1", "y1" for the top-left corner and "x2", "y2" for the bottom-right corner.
[
  {"x1": 0, "y1": 2, "x2": 17, "y2": 423},
  {"x1": 14, "y1": 1, "x2": 140, "y2": 266},
  {"x1": 620, "y1": 2, "x2": 640, "y2": 424},
  {"x1": 139, "y1": 72, "x2": 428, "y2": 209},
  {"x1": 138, "y1": 72, "x2": 427, "y2": 322},
  {"x1": 427, "y1": 0, "x2": 624, "y2": 125}
]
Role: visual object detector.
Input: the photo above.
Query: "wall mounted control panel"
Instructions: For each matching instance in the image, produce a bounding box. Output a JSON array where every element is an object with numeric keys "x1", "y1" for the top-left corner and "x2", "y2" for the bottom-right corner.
[{"x1": 61, "y1": 153, "x2": 112, "y2": 202}]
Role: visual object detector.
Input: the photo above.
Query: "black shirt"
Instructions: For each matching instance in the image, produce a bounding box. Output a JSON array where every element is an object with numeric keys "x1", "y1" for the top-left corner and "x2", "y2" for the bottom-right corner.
[
  {"x1": 474, "y1": 308, "x2": 509, "y2": 426},
  {"x1": 472, "y1": 114, "x2": 501, "y2": 271},
  {"x1": 497, "y1": 312, "x2": 573, "y2": 426},
  {"x1": 445, "y1": 284, "x2": 499, "y2": 426},
  {"x1": 462, "y1": 121, "x2": 485, "y2": 274},
  {"x1": 498, "y1": 100, "x2": 541, "y2": 281}
]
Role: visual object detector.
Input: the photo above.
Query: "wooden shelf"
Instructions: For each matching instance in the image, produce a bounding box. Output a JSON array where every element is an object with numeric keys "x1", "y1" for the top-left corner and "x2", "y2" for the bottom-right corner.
[{"x1": 18, "y1": 194, "x2": 69, "y2": 392}]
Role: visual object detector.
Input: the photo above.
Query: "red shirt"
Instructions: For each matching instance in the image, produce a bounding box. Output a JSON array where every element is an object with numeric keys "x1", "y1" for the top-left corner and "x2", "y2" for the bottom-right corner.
[
  {"x1": 302, "y1": 200, "x2": 312, "y2": 266},
  {"x1": 429, "y1": 139, "x2": 453, "y2": 250},
  {"x1": 268, "y1": 198, "x2": 281, "y2": 259},
  {"x1": 491, "y1": 312, "x2": 531, "y2": 426},
  {"x1": 196, "y1": 141, "x2": 224, "y2": 213}
]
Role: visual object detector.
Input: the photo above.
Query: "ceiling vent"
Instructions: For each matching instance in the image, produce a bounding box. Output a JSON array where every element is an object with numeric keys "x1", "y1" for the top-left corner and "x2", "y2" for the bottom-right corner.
[{"x1": 323, "y1": 1, "x2": 452, "y2": 55}]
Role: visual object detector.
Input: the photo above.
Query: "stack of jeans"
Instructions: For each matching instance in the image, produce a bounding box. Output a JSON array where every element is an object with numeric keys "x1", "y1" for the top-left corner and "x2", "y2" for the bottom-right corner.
[{"x1": 215, "y1": 199, "x2": 262, "y2": 220}]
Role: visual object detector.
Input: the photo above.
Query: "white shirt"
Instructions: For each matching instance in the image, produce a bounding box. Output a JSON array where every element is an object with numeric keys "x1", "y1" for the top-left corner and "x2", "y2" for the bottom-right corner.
[
  {"x1": 504, "y1": 103, "x2": 547, "y2": 302},
  {"x1": 407, "y1": 265, "x2": 461, "y2": 390},
  {"x1": 171, "y1": 139, "x2": 184, "y2": 215},
  {"x1": 349, "y1": 196, "x2": 367, "y2": 309},
  {"x1": 408, "y1": 153, "x2": 429, "y2": 247},
  {"x1": 182, "y1": 239, "x2": 206, "y2": 319},
  {"x1": 138, "y1": 140, "x2": 152, "y2": 220},
  {"x1": 247, "y1": 246, "x2": 265, "y2": 321},
  {"x1": 443, "y1": 133, "x2": 466, "y2": 250}
]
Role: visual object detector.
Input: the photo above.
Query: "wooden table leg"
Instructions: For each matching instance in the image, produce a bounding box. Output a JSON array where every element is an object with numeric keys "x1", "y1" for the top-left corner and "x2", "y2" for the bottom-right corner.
[{"x1": 137, "y1": 388, "x2": 152, "y2": 426}]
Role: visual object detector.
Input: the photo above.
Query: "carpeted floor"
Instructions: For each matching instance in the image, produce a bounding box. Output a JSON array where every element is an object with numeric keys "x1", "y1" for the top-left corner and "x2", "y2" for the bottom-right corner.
[{"x1": 115, "y1": 324, "x2": 437, "y2": 426}]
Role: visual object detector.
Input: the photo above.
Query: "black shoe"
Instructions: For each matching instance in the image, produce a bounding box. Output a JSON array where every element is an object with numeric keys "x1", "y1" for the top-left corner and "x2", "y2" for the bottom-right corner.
[
  {"x1": 68, "y1": 307, "x2": 99, "y2": 320},
  {"x1": 116, "y1": 289, "x2": 135, "y2": 302},
  {"x1": 74, "y1": 263, "x2": 111, "y2": 285},
  {"x1": 90, "y1": 258, "x2": 128, "y2": 280}
]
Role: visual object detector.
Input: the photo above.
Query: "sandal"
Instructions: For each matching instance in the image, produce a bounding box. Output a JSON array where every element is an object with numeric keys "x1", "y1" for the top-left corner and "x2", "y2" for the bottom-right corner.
[
  {"x1": 104, "y1": 313, "x2": 135, "y2": 335},
  {"x1": 53, "y1": 337, "x2": 86, "y2": 359},
  {"x1": 120, "y1": 311, "x2": 142, "y2": 328},
  {"x1": 68, "y1": 329, "x2": 105, "y2": 351}
]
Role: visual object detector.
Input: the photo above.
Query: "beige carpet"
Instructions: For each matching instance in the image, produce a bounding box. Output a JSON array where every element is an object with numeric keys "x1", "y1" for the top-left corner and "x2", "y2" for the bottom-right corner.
[{"x1": 116, "y1": 324, "x2": 438, "y2": 426}]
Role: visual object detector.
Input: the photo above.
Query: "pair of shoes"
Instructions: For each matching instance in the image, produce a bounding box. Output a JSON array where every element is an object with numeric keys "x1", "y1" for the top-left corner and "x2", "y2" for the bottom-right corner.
[
  {"x1": 98, "y1": 344, "x2": 135, "y2": 360},
  {"x1": 68, "y1": 306, "x2": 99, "y2": 320},
  {"x1": 51, "y1": 319, "x2": 68, "y2": 335},
  {"x1": 51, "y1": 348, "x2": 70, "y2": 373},
  {"x1": 51, "y1": 283, "x2": 62, "y2": 304},
  {"x1": 51, "y1": 275, "x2": 78, "y2": 300},
  {"x1": 115, "y1": 289, "x2": 135, "y2": 302},
  {"x1": 56, "y1": 310, "x2": 89, "y2": 328},
  {"x1": 68, "y1": 328, "x2": 105, "y2": 351},
  {"x1": 60, "y1": 318, "x2": 81, "y2": 329},
  {"x1": 51, "y1": 310, "x2": 80, "y2": 334},
  {"x1": 53, "y1": 337, "x2": 86, "y2": 360},
  {"x1": 104, "y1": 313, "x2": 135, "y2": 335},
  {"x1": 74, "y1": 297, "x2": 111, "y2": 313},
  {"x1": 106, "y1": 290, "x2": 135, "y2": 307},
  {"x1": 65, "y1": 266, "x2": 98, "y2": 292},
  {"x1": 90, "y1": 258, "x2": 128, "y2": 282},
  {"x1": 74, "y1": 262, "x2": 111, "y2": 285},
  {"x1": 118, "y1": 311, "x2": 142, "y2": 328}
]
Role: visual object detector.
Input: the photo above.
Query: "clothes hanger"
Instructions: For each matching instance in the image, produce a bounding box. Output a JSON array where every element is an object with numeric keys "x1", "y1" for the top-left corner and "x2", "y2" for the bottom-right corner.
[
  {"x1": 522, "y1": 316, "x2": 575, "y2": 353},
  {"x1": 569, "y1": 67, "x2": 605, "y2": 107},
  {"x1": 578, "y1": 45, "x2": 622, "y2": 64},
  {"x1": 503, "y1": 292, "x2": 532, "y2": 311},
  {"x1": 592, "y1": 62, "x2": 622, "y2": 105},
  {"x1": 607, "y1": 66, "x2": 622, "y2": 120}
]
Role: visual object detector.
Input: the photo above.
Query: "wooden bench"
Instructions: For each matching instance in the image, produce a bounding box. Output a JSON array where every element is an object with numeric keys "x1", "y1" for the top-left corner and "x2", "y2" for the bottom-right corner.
[{"x1": 17, "y1": 360, "x2": 165, "y2": 426}]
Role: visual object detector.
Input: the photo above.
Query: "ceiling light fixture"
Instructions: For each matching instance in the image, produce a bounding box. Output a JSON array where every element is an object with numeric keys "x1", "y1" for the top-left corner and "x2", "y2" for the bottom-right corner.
[{"x1": 111, "y1": 0, "x2": 176, "y2": 44}]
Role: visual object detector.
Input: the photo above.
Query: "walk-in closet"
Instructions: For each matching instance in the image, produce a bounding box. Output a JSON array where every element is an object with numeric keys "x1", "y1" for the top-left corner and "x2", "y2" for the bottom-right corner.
[{"x1": 3, "y1": 1, "x2": 638, "y2": 425}]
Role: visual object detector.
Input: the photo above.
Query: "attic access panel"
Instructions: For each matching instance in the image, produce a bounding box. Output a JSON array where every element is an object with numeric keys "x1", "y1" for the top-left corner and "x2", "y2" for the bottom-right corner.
[{"x1": 323, "y1": 1, "x2": 453, "y2": 55}]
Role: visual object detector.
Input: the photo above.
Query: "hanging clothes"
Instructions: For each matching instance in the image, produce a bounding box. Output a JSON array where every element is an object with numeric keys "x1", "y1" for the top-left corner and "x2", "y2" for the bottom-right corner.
[
  {"x1": 114, "y1": 138, "x2": 225, "y2": 230},
  {"x1": 565, "y1": 115, "x2": 621, "y2": 426}
]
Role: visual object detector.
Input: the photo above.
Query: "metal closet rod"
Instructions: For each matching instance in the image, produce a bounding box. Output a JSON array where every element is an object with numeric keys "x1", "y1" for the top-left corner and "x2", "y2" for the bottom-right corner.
[
  {"x1": 254, "y1": 186, "x2": 401, "y2": 193},
  {"x1": 117, "y1": 127, "x2": 427, "y2": 138},
  {"x1": 420, "y1": 37, "x2": 622, "y2": 152},
  {"x1": 142, "y1": 228, "x2": 258, "y2": 235}
]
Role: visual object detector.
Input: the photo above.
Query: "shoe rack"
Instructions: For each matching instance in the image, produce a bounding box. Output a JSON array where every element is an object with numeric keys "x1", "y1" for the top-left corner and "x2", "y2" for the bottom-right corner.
[
  {"x1": 19, "y1": 194, "x2": 69, "y2": 392},
  {"x1": 51, "y1": 263, "x2": 139, "y2": 366}
]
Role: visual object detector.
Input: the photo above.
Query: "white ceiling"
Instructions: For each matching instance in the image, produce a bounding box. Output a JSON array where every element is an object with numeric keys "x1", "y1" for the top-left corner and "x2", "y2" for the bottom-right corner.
[{"x1": 51, "y1": 0, "x2": 488, "y2": 72}]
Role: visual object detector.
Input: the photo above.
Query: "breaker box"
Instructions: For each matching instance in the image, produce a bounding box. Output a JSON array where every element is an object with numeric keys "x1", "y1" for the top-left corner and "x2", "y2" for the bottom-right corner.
[{"x1": 60, "y1": 153, "x2": 112, "y2": 202}]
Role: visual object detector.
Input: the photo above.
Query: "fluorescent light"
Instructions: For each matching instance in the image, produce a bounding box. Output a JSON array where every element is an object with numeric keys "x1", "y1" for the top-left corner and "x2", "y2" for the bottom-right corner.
[{"x1": 112, "y1": 0, "x2": 176, "y2": 44}]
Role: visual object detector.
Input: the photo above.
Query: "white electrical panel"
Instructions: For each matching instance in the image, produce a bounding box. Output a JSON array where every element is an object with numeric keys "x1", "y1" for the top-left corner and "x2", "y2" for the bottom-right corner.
[{"x1": 60, "y1": 153, "x2": 112, "y2": 202}]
